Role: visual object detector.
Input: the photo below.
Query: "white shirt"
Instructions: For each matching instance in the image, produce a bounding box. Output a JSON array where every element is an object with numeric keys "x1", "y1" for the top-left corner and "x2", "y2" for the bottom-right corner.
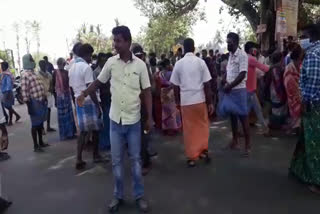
[
  {"x1": 69, "y1": 59, "x2": 94, "y2": 98},
  {"x1": 170, "y1": 52, "x2": 212, "y2": 106},
  {"x1": 98, "y1": 54, "x2": 151, "y2": 125},
  {"x1": 226, "y1": 48, "x2": 248, "y2": 89}
]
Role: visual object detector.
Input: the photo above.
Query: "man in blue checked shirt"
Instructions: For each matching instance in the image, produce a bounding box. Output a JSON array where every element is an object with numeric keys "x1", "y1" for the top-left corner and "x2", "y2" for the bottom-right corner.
[{"x1": 290, "y1": 23, "x2": 320, "y2": 195}]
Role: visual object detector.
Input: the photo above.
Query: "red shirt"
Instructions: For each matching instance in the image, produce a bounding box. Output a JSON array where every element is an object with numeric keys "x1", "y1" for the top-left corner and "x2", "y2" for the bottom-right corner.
[{"x1": 246, "y1": 55, "x2": 269, "y2": 92}]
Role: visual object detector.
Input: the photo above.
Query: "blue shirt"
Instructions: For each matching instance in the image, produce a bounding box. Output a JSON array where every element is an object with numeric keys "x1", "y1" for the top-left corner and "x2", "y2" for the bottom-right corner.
[
  {"x1": 1, "y1": 74, "x2": 13, "y2": 93},
  {"x1": 300, "y1": 41, "x2": 320, "y2": 102}
]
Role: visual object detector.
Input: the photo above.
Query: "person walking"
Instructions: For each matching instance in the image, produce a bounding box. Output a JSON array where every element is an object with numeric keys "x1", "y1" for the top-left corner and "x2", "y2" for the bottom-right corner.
[
  {"x1": 21, "y1": 54, "x2": 49, "y2": 152},
  {"x1": 244, "y1": 42, "x2": 270, "y2": 136},
  {"x1": 77, "y1": 26, "x2": 152, "y2": 213},
  {"x1": 0, "y1": 62, "x2": 20, "y2": 126},
  {"x1": 170, "y1": 38, "x2": 214, "y2": 167},
  {"x1": 219, "y1": 32, "x2": 250, "y2": 157}
]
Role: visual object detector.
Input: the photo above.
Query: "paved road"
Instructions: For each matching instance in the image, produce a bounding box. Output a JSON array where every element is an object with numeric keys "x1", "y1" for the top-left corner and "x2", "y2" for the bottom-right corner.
[{"x1": 1, "y1": 104, "x2": 319, "y2": 214}]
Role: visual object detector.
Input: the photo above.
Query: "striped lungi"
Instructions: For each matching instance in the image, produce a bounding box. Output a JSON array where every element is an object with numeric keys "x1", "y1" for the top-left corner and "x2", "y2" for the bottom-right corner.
[{"x1": 75, "y1": 98, "x2": 102, "y2": 132}]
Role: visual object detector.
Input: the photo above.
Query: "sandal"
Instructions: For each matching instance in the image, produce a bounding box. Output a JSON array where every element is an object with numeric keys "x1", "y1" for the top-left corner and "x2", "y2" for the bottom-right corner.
[
  {"x1": 75, "y1": 161, "x2": 87, "y2": 170},
  {"x1": 187, "y1": 160, "x2": 196, "y2": 168},
  {"x1": 199, "y1": 151, "x2": 211, "y2": 163}
]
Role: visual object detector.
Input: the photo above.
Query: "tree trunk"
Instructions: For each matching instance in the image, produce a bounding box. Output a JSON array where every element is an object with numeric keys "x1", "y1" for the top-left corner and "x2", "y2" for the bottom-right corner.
[{"x1": 260, "y1": 0, "x2": 276, "y2": 51}]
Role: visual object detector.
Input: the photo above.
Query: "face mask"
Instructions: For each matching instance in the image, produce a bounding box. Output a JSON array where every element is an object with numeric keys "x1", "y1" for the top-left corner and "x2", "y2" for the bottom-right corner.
[
  {"x1": 92, "y1": 60, "x2": 97, "y2": 64},
  {"x1": 300, "y1": 38, "x2": 312, "y2": 50}
]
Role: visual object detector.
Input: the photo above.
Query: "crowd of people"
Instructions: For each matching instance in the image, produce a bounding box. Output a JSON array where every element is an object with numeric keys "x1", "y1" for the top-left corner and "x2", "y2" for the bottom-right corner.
[{"x1": 0, "y1": 22, "x2": 320, "y2": 212}]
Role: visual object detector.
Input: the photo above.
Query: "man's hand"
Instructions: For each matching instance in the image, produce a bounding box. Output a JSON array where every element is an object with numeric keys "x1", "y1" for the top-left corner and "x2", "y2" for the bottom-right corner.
[
  {"x1": 144, "y1": 118, "x2": 153, "y2": 134},
  {"x1": 223, "y1": 83, "x2": 232, "y2": 94},
  {"x1": 77, "y1": 92, "x2": 86, "y2": 107},
  {"x1": 207, "y1": 104, "x2": 214, "y2": 116}
]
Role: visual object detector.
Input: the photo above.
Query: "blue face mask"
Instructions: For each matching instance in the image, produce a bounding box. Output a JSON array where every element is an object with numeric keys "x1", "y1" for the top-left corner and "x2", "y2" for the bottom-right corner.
[{"x1": 300, "y1": 38, "x2": 313, "y2": 50}]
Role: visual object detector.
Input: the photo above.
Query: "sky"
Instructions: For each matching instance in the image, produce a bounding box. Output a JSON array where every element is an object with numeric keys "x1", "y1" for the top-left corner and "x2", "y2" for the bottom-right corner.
[{"x1": 0, "y1": 0, "x2": 232, "y2": 64}]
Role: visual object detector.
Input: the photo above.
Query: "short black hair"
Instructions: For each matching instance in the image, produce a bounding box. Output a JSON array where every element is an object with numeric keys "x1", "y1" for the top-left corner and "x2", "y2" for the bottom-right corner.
[
  {"x1": 227, "y1": 32, "x2": 240, "y2": 45},
  {"x1": 160, "y1": 58, "x2": 170, "y2": 68},
  {"x1": 97, "y1": 53, "x2": 107, "y2": 62},
  {"x1": 1, "y1": 61, "x2": 9, "y2": 71},
  {"x1": 72, "y1": 42, "x2": 82, "y2": 56},
  {"x1": 290, "y1": 45, "x2": 303, "y2": 61},
  {"x1": 288, "y1": 42, "x2": 297, "y2": 52},
  {"x1": 43, "y1": 56, "x2": 48, "y2": 61},
  {"x1": 196, "y1": 52, "x2": 200, "y2": 57},
  {"x1": 150, "y1": 57, "x2": 157, "y2": 67},
  {"x1": 177, "y1": 48, "x2": 182, "y2": 53},
  {"x1": 288, "y1": 36, "x2": 294, "y2": 41},
  {"x1": 112, "y1": 26, "x2": 132, "y2": 42},
  {"x1": 183, "y1": 38, "x2": 195, "y2": 53},
  {"x1": 303, "y1": 23, "x2": 320, "y2": 40},
  {"x1": 221, "y1": 54, "x2": 228, "y2": 61},
  {"x1": 106, "y1": 52, "x2": 113, "y2": 59},
  {"x1": 78, "y1": 43, "x2": 94, "y2": 58},
  {"x1": 92, "y1": 54, "x2": 98, "y2": 60},
  {"x1": 209, "y1": 49, "x2": 214, "y2": 53},
  {"x1": 244, "y1": 41, "x2": 257, "y2": 54},
  {"x1": 271, "y1": 52, "x2": 283, "y2": 64}
]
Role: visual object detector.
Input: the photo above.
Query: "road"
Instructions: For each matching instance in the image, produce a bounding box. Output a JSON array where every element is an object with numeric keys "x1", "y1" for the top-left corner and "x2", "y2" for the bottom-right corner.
[{"x1": 1, "y1": 103, "x2": 319, "y2": 214}]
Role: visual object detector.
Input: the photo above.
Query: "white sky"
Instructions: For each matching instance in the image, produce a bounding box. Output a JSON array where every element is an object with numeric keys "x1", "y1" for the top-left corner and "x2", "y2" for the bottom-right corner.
[{"x1": 0, "y1": 0, "x2": 232, "y2": 64}]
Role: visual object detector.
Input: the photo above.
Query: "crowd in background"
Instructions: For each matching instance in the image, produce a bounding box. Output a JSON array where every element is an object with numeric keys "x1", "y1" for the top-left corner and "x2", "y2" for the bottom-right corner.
[{"x1": 0, "y1": 22, "x2": 320, "y2": 212}]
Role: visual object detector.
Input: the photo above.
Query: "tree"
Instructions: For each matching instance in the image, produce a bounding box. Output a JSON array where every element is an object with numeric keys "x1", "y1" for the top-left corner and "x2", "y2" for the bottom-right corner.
[
  {"x1": 140, "y1": 15, "x2": 193, "y2": 54},
  {"x1": 12, "y1": 22, "x2": 21, "y2": 70},
  {"x1": 30, "y1": 21, "x2": 41, "y2": 56},
  {"x1": 134, "y1": 0, "x2": 205, "y2": 54},
  {"x1": 24, "y1": 21, "x2": 32, "y2": 54},
  {"x1": 219, "y1": 0, "x2": 320, "y2": 50},
  {"x1": 75, "y1": 24, "x2": 113, "y2": 53}
]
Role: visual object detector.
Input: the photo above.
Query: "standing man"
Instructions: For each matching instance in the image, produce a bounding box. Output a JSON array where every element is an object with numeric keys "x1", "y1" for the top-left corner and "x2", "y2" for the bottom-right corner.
[
  {"x1": 290, "y1": 23, "x2": 320, "y2": 194},
  {"x1": 69, "y1": 44, "x2": 103, "y2": 170},
  {"x1": 77, "y1": 26, "x2": 152, "y2": 212},
  {"x1": 43, "y1": 56, "x2": 54, "y2": 75},
  {"x1": 170, "y1": 38, "x2": 214, "y2": 167},
  {"x1": 222, "y1": 32, "x2": 250, "y2": 156},
  {"x1": 244, "y1": 42, "x2": 270, "y2": 136},
  {"x1": 21, "y1": 54, "x2": 49, "y2": 152},
  {"x1": 38, "y1": 60, "x2": 56, "y2": 132}
]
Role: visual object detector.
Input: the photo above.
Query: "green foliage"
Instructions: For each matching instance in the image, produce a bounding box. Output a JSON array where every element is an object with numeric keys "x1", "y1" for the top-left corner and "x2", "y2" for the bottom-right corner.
[
  {"x1": 140, "y1": 15, "x2": 193, "y2": 54},
  {"x1": 134, "y1": 0, "x2": 204, "y2": 54},
  {"x1": 75, "y1": 24, "x2": 113, "y2": 54},
  {"x1": 0, "y1": 50, "x2": 12, "y2": 65},
  {"x1": 32, "y1": 52, "x2": 50, "y2": 66}
]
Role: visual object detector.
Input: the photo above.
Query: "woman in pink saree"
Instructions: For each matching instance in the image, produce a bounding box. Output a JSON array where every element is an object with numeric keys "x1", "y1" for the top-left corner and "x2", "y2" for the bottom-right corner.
[
  {"x1": 159, "y1": 59, "x2": 182, "y2": 135},
  {"x1": 284, "y1": 45, "x2": 303, "y2": 131}
]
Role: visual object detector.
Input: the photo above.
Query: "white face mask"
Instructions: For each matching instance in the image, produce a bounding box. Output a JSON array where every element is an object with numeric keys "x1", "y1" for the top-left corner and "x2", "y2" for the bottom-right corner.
[
  {"x1": 300, "y1": 38, "x2": 312, "y2": 50},
  {"x1": 92, "y1": 60, "x2": 97, "y2": 64}
]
